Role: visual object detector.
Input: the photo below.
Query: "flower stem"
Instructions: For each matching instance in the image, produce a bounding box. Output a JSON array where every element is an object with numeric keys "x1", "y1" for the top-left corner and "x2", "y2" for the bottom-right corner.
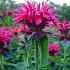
[
  {"x1": 64, "y1": 48, "x2": 66, "y2": 70},
  {"x1": 0, "y1": 55, "x2": 4, "y2": 70},
  {"x1": 35, "y1": 41, "x2": 39, "y2": 70},
  {"x1": 28, "y1": 42, "x2": 33, "y2": 70},
  {"x1": 47, "y1": 64, "x2": 51, "y2": 70},
  {"x1": 39, "y1": 36, "x2": 48, "y2": 69}
]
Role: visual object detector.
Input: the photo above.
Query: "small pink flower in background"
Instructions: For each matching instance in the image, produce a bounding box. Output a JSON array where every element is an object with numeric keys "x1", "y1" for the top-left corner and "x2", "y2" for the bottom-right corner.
[
  {"x1": 0, "y1": 26, "x2": 12, "y2": 48},
  {"x1": 55, "y1": 19, "x2": 70, "y2": 40},
  {"x1": 0, "y1": 13, "x2": 3, "y2": 18},
  {"x1": 18, "y1": 38, "x2": 23, "y2": 43},
  {"x1": 10, "y1": 27, "x2": 21, "y2": 36},
  {"x1": 5, "y1": 9, "x2": 13, "y2": 16},
  {"x1": 0, "y1": 26, "x2": 13, "y2": 58},
  {"x1": 48, "y1": 43, "x2": 60, "y2": 56},
  {"x1": 55, "y1": 19, "x2": 70, "y2": 30}
]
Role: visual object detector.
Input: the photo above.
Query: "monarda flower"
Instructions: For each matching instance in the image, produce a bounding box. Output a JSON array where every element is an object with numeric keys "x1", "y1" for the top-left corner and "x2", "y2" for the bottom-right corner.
[
  {"x1": 10, "y1": 27, "x2": 21, "y2": 36},
  {"x1": 0, "y1": 26, "x2": 12, "y2": 57},
  {"x1": 18, "y1": 38, "x2": 23, "y2": 43},
  {"x1": 0, "y1": 13, "x2": 3, "y2": 18},
  {"x1": 18, "y1": 37, "x2": 26, "y2": 48},
  {"x1": 13, "y1": 1, "x2": 59, "y2": 40},
  {"x1": 55, "y1": 19, "x2": 70, "y2": 40},
  {"x1": 48, "y1": 43, "x2": 60, "y2": 56},
  {"x1": 5, "y1": 9, "x2": 13, "y2": 16}
]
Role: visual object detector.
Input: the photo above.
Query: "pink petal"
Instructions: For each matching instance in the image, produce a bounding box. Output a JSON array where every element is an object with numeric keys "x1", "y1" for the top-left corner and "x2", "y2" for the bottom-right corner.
[
  {"x1": 22, "y1": 3, "x2": 29, "y2": 12},
  {"x1": 27, "y1": 1, "x2": 32, "y2": 11},
  {"x1": 18, "y1": 8, "x2": 25, "y2": 14},
  {"x1": 63, "y1": 19, "x2": 67, "y2": 29},
  {"x1": 13, "y1": 17, "x2": 20, "y2": 24},
  {"x1": 35, "y1": 18, "x2": 42, "y2": 25},
  {"x1": 37, "y1": 3, "x2": 40, "y2": 11}
]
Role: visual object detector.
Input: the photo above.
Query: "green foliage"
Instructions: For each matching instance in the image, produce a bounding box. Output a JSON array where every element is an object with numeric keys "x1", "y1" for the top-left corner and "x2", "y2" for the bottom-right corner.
[
  {"x1": 0, "y1": 1, "x2": 70, "y2": 70},
  {"x1": 52, "y1": 2, "x2": 70, "y2": 22}
]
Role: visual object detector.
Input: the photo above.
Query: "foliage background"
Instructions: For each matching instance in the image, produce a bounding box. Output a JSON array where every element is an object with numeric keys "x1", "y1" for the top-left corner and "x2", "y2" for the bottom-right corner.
[{"x1": 0, "y1": 0, "x2": 70, "y2": 70}]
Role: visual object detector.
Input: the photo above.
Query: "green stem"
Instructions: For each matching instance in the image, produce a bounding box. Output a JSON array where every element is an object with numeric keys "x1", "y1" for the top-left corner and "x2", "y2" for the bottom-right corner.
[
  {"x1": 28, "y1": 42, "x2": 33, "y2": 70},
  {"x1": 64, "y1": 48, "x2": 66, "y2": 70},
  {"x1": 40, "y1": 36, "x2": 48, "y2": 69},
  {"x1": 0, "y1": 55, "x2": 4, "y2": 70},
  {"x1": 7, "y1": 65, "x2": 10, "y2": 70},
  {"x1": 24, "y1": 36, "x2": 28, "y2": 58},
  {"x1": 35, "y1": 41, "x2": 39, "y2": 70},
  {"x1": 47, "y1": 64, "x2": 51, "y2": 70}
]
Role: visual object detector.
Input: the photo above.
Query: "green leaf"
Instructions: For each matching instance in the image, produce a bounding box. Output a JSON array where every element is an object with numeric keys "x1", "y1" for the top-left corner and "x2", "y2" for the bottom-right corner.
[
  {"x1": 49, "y1": 56, "x2": 61, "y2": 63},
  {"x1": 15, "y1": 62, "x2": 29, "y2": 70}
]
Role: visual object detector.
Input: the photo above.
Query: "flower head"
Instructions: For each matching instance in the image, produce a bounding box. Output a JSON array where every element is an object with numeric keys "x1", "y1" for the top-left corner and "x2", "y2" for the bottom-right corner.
[
  {"x1": 5, "y1": 9, "x2": 13, "y2": 16},
  {"x1": 0, "y1": 26, "x2": 12, "y2": 47},
  {"x1": 14, "y1": 1, "x2": 58, "y2": 25},
  {"x1": 10, "y1": 27, "x2": 21, "y2": 36},
  {"x1": 55, "y1": 19, "x2": 70, "y2": 30},
  {"x1": 18, "y1": 38, "x2": 23, "y2": 43},
  {"x1": 0, "y1": 13, "x2": 3, "y2": 18},
  {"x1": 13, "y1": 1, "x2": 59, "y2": 40},
  {"x1": 55, "y1": 19, "x2": 70, "y2": 40},
  {"x1": 48, "y1": 43, "x2": 60, "y2": 56},
  {"x1": 0, "y1": 26, "x2": 13, "y2": 57}
]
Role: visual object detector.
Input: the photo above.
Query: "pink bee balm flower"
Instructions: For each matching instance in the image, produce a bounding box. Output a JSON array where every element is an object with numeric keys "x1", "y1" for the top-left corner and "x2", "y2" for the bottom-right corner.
[
  {"x1": 18, "y1": 38, "x2": 23, "y2": 43},
  {"x1": 13, "y1": 1, "x2": 59, "y2": 40},
  {"x1": 0, "y1": 27, "x2": 13, "y2": 58},
  {"x1": 55, "y1": 19, "x2": 70, "y2": 30},
  {"x1": 0, "y1": 13, "x2": 3, "y2": 18},
  {"x1": 0, "y1": 27, "x2": 12, "y2": 46},
  {"x1": 13, "y1": 1, "x2": 59, "y2": 25},
  {"x1": 5, "y1": 9, "x2": 13, "y2": 16},
  {"x1": 55, "y1": 19, "x2": 70, "y2": 40},
  {"x1": 48, "y1": 43, "x2": 60, "y2": 56},
  {"x1": 10, "y1": 27, "x2": 21, "y2": 36}
]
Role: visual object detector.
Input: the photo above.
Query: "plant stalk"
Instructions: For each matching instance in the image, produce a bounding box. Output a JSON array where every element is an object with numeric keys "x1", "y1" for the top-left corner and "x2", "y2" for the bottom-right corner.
[
  {"x1": 40, "y1": 36, "x2": 48, "y2": 69},
  {"x1": 35, "y1": 41, "x2": 39, "y2": 70},
  {"x1": 64, "y1": 48, "x2": 66, "y2": 70},
  {"x1": 0, "y1": 55, "x2": 4, "y2": 70}
]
